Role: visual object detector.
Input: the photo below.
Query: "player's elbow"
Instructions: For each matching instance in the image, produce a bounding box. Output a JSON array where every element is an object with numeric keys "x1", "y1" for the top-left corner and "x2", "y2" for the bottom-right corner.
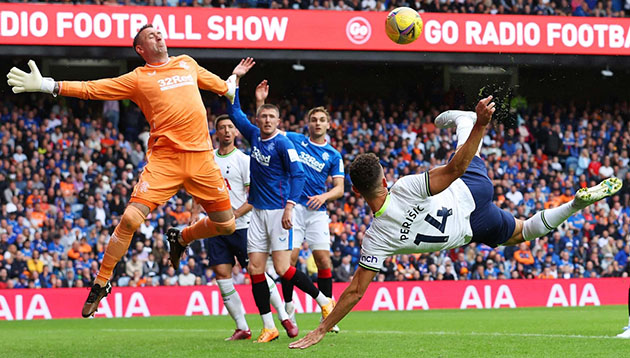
[{"x1": 445, "y1": 162, "x2": 466, "y2": 179}]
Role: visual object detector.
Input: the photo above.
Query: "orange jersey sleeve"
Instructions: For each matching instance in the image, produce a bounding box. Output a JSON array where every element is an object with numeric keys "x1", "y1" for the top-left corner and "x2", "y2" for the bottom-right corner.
[
  {"x1": 59, "y1": 71, "x2": 137, "y2": 101},
  {"x1": 194, "y1": 59, "x2": 228, "y2": 95}
]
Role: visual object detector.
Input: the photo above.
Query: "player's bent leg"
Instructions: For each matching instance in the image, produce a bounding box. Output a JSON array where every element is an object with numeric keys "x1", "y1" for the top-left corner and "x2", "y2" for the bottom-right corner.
[
  {"x1": 313, "y1": 250, "x2": 333, "y2": 298},
  {"x1": 168, "y1": 213, "x2": 236, "y2": 268},
  {"x1": 312, "y1": 249, "x2": 339, "y2": 333},
  {"x1": 272, "y1": 250, "x2": 332, "y2": 311},
  {"x1": 83, "y1": 203, "x2": 148, "y2": 318},
  {"x1": 282, "y1": 248, "x2": 300, "y2": 325},
  {"x1": 501, "y1": 219, "x2": 525, "y2": 247},
  {"x1": 267, "y1": 269, "x2": 298, "y2": 338},
  {"x1": 182, "y1": 208, "x2": 236, "y2": 243},
  {"x1": 521, "y1": 178, "x2": 622, "y2": 242},
  {"x1": 435, "y1": 110, "x2": 481, "y2": 155}
]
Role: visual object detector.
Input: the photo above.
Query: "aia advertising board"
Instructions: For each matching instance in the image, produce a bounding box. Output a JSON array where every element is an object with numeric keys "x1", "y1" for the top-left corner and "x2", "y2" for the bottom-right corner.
[
  {"x1": 2, "y1": 4, "x2": 630, "y2": 55},
  {"x1": 0, "y1": 278, "x2": 627, "y2": 320}
]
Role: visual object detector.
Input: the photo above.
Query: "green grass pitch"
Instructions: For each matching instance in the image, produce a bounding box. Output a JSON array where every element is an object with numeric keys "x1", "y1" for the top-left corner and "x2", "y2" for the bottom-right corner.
[{"x1": 0, "y1": 306, "x2": 627, "y2": 357}]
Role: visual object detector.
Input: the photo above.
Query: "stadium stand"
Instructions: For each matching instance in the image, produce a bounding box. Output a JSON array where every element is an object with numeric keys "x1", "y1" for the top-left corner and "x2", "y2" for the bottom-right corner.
[
  {"x1": 0, "y1": 0, "x2": 626, "y2": 17},
  {"x1": 0, "y1": 83, "x2": 628, "y2": 291}
]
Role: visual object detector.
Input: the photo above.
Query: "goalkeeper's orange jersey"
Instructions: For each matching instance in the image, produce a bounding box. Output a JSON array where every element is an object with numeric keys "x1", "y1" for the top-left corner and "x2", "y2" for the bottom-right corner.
[{"x1": 60, "y1": 55, "x2": 227, "y2": 152}]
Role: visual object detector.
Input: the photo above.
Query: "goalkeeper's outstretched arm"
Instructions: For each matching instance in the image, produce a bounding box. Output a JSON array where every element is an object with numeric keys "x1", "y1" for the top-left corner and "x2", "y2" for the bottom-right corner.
[{"x1": 7, "y1": 60, "x2": 137, "y2": 101}]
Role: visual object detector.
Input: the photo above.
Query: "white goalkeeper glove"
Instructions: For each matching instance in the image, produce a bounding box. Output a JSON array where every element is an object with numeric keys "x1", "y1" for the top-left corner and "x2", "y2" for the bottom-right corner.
[
  {"x1": 7, "y1": 60, "x2": 56, "y2": 95},
  {"x1": 224, "y1": 74, "x2": 237, "y2": 105}
]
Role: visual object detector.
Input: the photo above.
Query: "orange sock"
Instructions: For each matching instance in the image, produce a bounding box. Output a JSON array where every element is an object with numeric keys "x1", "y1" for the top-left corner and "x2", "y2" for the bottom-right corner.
[
  {"x1": 181, "y1": 217, "x2": 235, "y2": 245},
  {"x1": 95, "y1": 205, "x2": 145, "y2": 286}
]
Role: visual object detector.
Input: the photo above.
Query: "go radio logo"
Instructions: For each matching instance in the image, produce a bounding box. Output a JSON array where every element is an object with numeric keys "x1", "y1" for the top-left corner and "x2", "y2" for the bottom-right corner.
[{"x1": 346, "y1": 17, "x2": 371, "y2": 45}]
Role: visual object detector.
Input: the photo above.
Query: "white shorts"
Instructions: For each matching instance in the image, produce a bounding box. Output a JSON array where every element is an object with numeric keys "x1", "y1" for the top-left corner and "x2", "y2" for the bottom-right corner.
[
  {"x1": 247, "y1": 208, "x2": 294, "y2": 253},
  {"x1": 293, "y1": 204, "x2": 331, "y2": 251}
]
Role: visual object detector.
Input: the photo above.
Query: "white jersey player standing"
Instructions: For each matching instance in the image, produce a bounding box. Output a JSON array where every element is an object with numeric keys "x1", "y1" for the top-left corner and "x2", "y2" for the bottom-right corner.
[
  {"x1": 208, "y1": 114, "x2": 294, "y2": 340},
  {"x1": 290, "y1": 96, "x2": 622, "y2": 349},
  {"x1": 255, "y1": 81, "x2": 344, "y2": 331}
]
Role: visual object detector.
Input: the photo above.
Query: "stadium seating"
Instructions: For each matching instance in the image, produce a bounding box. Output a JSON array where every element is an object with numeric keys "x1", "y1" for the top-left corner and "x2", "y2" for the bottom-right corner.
[
  {"x1": 0, "y1": 0, "x2": 625, "y2": 17},
  {"x1": 0, "y1": 86, "x2": 629, "y2": 290}
]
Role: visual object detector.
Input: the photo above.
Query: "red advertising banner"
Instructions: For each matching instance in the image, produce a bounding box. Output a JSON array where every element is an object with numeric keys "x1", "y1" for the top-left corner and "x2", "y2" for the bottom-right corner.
[
  {"x1": 2, "y1": 4, "x2": 630, "y2": 55},
  {"x1": 0, "y1": 278, "x2": 627, "y2": 320}
]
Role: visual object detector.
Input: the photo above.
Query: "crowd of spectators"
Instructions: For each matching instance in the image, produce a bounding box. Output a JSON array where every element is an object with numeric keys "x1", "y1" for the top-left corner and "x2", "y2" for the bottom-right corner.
[
  {"x1": 2, "y1": 0, "x2": 629, "y2": 17},
  {"x1": 0, "y1": 77, "x2": 629, "y2": 291}
]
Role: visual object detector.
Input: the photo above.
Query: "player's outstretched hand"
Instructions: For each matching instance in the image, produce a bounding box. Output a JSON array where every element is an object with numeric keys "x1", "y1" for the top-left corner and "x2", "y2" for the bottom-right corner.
[
  {"x1": 7, "y1": 60, "x2": 55, "y2": 94},
  {"x1": 475, "y1": 95, "x2": 495, "y2": 126},
  {"x1": 288, "y1": 329, "x2": 326, "y2": 349},
  {"x1": 232, "y1": 57, "x2": 255, "y2": 79},
  {"x1": 255, "y1": 80, "x2": 269, "y2": 103}
]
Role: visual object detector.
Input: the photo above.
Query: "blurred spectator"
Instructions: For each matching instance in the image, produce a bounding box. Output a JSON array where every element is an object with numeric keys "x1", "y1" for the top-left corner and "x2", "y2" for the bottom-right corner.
[{"x1": 334, "y1": 255, "x2": 354, "y2": 282}]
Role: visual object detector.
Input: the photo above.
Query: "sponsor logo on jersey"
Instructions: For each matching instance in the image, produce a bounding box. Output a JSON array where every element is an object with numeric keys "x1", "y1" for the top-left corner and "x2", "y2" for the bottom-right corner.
[
  {"x1": 279, "y1": 236, "x2": 287, "y2": 242},
  {"x1": 298, "y1": 151, "x2": 325, "y2": 172},
  {"x1": 147, "y1": 70, "x2": 156, "y2": 76},
  {"x1": 251, "y1": 146, "x2": 271, "y2": 166},
  {"x1": 400, "y1": 205, "x2": 424, "y2": 241},
  {"x1": 137, "y1": 180, "x2": 150, "y2": 194},
  {"x1": 301, "y1": 141, "x2": 309, "y2": 147},
  {"x1": 287, "y1": 148, "x2": 299, "y2": 162},
  {"x1": 158, "y1": 74, "x2": 194, "y2": 91}
]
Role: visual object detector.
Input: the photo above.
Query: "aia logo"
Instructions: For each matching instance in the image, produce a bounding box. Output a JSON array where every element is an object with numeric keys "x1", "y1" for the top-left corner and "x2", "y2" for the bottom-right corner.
[{"x1": 346, "y1": 17, "x2": 371, "y2": 45}]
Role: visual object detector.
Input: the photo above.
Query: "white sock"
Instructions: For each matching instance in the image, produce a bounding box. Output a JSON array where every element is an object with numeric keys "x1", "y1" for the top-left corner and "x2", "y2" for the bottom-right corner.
[
  {"x1": 455, "y1": 119, "x2": 483, "y2": 155},
  {"x1": 265, "y1": 274, "x2": 289, "y2": 321},
  {"x1": 522, "y1": 201, "x2": 579, "y2": 241},
  {"x1": 315, "y1": 292, "x2": 330, "y2": 307},
  {"x1": 456, "y1": 120, "x2": 474, "y2": 147},
  {"x1": 217, "y1": 278, "x2": 248, "y2": 331},
  {"x1": 285, "y1": 301, "x2": 295, "y2": 313},
  {"x1": 261, "y1": 312, "x2": 275, "y2": 329}
]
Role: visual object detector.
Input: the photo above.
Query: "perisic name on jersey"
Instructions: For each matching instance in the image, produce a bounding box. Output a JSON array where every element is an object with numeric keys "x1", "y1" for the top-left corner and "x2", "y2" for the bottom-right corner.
[{"x1": 400, "y1": 204, "x2": 425, "y2": 241}]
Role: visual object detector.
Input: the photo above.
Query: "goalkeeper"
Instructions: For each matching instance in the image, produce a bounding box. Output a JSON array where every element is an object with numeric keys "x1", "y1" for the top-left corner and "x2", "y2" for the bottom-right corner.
[{"x1": 7, "y1": 24, "x2": 241, "y2": 318}]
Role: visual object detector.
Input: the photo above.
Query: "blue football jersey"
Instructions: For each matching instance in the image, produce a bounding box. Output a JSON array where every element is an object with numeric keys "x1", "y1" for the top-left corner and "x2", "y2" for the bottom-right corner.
[
  {"x1": 285, "y1": 132, "x2": 344, "y2": 211},
  {"x1": 227, "y1": 89, "x2": 305, "y2": 210}
]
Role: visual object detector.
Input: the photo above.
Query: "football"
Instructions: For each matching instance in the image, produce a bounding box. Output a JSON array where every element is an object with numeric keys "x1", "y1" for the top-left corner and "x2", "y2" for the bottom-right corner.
[{"x1": 385, "y1": 7, "x2": 423, "y2": 45}]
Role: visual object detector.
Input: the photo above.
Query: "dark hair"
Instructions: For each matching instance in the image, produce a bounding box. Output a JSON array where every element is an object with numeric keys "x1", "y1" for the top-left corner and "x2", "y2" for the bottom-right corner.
[
  {"x1": 349, "y1": 153, "x2": 382, "y2": 196},
  {"x1": 133, "y1": 24, "x2": 153, "y2": 56},
  {"x1": 256, "y1": 103, "x2": 280, "y2": 118},
  {"x1": 214, "y1": 114, "x2": 232, "y2": 128}
]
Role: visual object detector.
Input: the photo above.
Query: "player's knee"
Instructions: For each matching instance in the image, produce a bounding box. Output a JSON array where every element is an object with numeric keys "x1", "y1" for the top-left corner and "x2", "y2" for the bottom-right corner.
[
  {"x1": 247, "y1": 262, "x2": 263, "y2": 275},
  {"x1": 119, "y1": 206, "x2": 146, "y2": 233},
  {"x1": 273, "y1": 262, "x2": 290, "y2": 277},
  {"x1": 314, "y1": 253, "x2": 331, "y2": 269},
  {"x1": 215, "y1": 217, "x2": 236, "y2": 236}
]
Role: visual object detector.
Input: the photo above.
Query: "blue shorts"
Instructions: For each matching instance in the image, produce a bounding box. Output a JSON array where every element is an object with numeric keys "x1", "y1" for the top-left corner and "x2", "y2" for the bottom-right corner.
[
  {"x1": 205, "y1": 228, "x2": 249, "y2": 268},
  {"x1": 459, "y1": 156, "x2": 516, "y2": 248}
]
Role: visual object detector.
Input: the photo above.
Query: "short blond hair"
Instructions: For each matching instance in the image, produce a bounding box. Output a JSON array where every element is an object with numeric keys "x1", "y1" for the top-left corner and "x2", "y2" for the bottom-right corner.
[
  {"x1": 256, "y1": 104, "x2": 280, "y2": 118},
  {"x1": 307, "y1": 106, "x2": 330, "y2": 122}
]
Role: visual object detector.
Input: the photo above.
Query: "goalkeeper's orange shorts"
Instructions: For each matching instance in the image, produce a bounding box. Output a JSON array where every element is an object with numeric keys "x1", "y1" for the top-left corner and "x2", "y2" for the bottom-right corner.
[{"x1": 129, "y1": 147, "x2": 231, "y2": 212}]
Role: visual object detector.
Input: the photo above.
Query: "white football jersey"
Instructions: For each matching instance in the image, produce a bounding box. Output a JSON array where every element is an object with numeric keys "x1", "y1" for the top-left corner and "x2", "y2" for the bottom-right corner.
[
  {"x1": 214, "y1": 148, "x2": 251, "y2": 230},
  {"x1": 359, "y1": 172, "x2": 475, "y2": 272}
]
